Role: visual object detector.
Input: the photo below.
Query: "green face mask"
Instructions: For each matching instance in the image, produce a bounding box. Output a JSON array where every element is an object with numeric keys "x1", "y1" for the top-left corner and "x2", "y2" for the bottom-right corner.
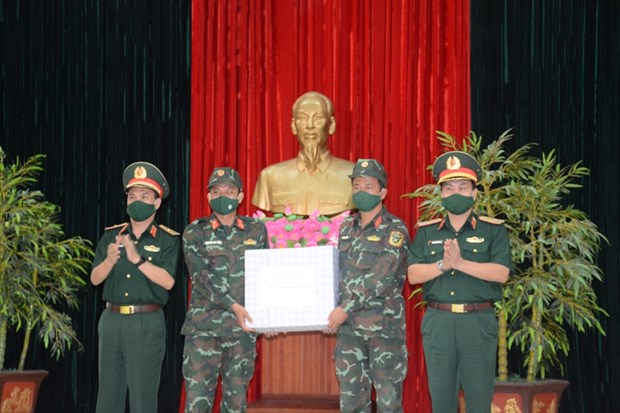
[
  {"x1": 210, "y1": 196, "x2": 239, "y2": 215},
  {"x1": 126, "y1": 201, "x2": 156, "y2": 222},
  {"x1": 352, "y1": 191, "x2": 382, "y2": 212},
  {"x1": 441, "y1": 194, "x2": 475, "y2": 215}
]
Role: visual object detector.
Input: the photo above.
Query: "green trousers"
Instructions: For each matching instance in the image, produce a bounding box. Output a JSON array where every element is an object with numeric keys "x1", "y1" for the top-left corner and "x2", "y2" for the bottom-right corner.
[
  {"x1": 422, "y1": 308, "x2": 498, "y2": 413},
  {"x1": 95, "y1": 308, "x2": 166, "y2": 413}
]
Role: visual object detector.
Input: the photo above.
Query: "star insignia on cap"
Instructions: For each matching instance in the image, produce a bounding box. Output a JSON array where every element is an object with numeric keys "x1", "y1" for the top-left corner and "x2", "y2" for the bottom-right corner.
[
  {"x1": 217, "y1": 169, "x2": 225, "y2": 176},
  {"x1": 134, "y1": 166, "x2": 147, "y2": 179},
  {"x1": 447, "y1": 156, "x2": 461, "y2": 170},
  {"x1": 361, "y1": 161, "x2": 369, "y2": 167}
]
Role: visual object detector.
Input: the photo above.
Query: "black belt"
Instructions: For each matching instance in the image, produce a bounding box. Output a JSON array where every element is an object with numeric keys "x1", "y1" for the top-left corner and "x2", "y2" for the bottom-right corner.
[
  {"x1": 427, "y1": 301, "x2": 493, "y2": 313},
  {"x1": 106, "y1": 302, "x2": 162, "y2": 315}
]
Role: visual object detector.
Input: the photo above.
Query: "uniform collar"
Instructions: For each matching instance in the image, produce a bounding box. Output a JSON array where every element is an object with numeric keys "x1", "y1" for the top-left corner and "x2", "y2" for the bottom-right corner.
[
  {"x1": 209, "y1": 215, "x2": 245, "y2": 230},
  {"x1": 128, "y1": 221, "x2": 158, "y2": 238},
  {"x1": 438, "y1": 213, "x2": 477, "y2": 231},
  {"x1": 295, "y1": 150, "x2": 333, "y2": 173},
  {"x1": 353, "y1": 206, "x2": 386, "y2": 230}
]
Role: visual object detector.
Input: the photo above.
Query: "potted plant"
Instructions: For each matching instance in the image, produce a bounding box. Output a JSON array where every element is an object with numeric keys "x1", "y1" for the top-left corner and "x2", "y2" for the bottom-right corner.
[
  {"x1": 402, "y1": 131, "x2": 607, "y2": 413},
  {"x1": 0, "y1": 146, "x2": 94, "y2": 413}
]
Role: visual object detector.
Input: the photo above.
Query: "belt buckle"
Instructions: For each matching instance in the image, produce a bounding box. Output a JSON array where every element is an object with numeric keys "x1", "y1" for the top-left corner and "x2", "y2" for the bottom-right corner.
[
  {"x1": 451, "y1": 304, "x2": 465, "y2": 313},
  {"x1": 120, "y1": 305, "x2": 134, "y2": 315}
]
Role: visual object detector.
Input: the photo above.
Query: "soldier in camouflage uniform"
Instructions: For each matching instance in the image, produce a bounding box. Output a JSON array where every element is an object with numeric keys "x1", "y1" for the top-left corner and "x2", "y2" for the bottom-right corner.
[
  {"x1": 181, "y1": 167, "x2": 269, "y2": 413},
  {"x1": 326, "y1": 159, "x2": 410, "y2": 413},
  {"x1": 408, "y1": 151, "x2": 511, "y2": 413},
  {"x1": 91, "y1": 162, "x2": 180, "y2": 413}
]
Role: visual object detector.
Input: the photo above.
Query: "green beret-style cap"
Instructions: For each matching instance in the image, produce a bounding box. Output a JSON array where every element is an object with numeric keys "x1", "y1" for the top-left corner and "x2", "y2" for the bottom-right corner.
[
  {"x1": 208, "y1": 167, "x2": 243, "y2": 190},
  {"x1": 349, "y1": 159, "x2": 388, "y2": 187},
  {"x1": 432, "y1": 151, "x2": 482, "y2": 184},
  {"x1": 123, "y1": 161, "x2": 170, "y2": 199}
]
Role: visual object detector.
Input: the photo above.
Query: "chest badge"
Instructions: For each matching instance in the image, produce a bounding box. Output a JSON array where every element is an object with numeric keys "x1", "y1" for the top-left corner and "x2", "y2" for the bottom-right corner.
[
  {"x1": 466, "y1": 237, "x2": 485, "y2": 243},
  {"x1": 366, "y1": 235, "x2": 381, "y2": 242},
  {"x1": 389, "y1": 231, "x2": 405, "y2": 247},
  {"x1": 144, "y1": 245, "x2": 160, "y2": 252},
  {"x1": 204, "y1": 240, "x2": 223, "y2": 246},
  {"x1": 244, "y1": 239, "x2": 257, "y2": 245}
]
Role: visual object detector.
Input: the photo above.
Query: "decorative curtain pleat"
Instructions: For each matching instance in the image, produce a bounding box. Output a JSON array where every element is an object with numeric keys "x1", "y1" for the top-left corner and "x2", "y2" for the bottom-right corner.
[{"x1": 189, "y1": 1, "x2": 471, "y2": 411}]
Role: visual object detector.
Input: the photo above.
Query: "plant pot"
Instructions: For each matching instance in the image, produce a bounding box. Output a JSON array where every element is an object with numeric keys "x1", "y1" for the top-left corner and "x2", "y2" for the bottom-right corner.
[
  {"x1": 0, "y1": 370, "x2": 48, "y2": 413},
  {"x1": 458, "y1": 379, "x2": 569, "y2": 413}
]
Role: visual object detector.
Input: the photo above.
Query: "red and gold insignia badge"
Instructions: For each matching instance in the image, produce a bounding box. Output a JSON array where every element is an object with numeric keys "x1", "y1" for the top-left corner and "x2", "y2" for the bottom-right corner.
[
  {"x1": 361, "y1": 161, "x2": 369, "y2": 167},
  {"x1": 447, "y1": 156, "x2": 461, "y2": 170},
  {"x1": 217, "y1": 169, "x2": 225, "y2": 176},
  {"x1": 389, "y1": 231, "x2": 404, "y2": 247},
  {"x1": 134, "y1": 166, "x2": 147, "y2": 179}
]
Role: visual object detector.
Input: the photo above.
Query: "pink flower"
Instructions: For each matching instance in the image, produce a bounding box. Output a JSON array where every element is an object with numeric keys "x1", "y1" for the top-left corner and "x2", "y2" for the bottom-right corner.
[{"x1": 254, "y1": 209, "x2": 348, "y2": 249}]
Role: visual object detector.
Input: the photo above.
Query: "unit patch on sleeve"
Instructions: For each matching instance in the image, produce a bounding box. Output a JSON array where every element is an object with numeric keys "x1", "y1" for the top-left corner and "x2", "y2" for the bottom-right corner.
[{"x1": 389, "y1": 231, "x2": 405, "y2": 247}]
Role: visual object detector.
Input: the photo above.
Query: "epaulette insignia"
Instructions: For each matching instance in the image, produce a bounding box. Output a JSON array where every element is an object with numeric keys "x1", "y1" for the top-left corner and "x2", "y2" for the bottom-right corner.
[
  {"x1": 105, "y1": 222, "x2": 128, "y2": 231},
  {"x1": 478, "y1": 216, "x2": 505, "y2": 225},
  {"x1": 417, "y1": 218, "x2": 442, "y2": 228},
  {"x1": 159, "y1": 224, "x2": 180, "y2": 236}
]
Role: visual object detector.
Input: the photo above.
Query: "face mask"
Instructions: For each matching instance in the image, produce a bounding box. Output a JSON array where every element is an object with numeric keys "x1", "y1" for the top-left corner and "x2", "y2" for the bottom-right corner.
[
  {"x1": 442, "y1": 194, "x2": 475, "y2": 215},
  {"x1": 126, "y1": 201, "x2": 156, "y2": 222},
  {"x1": 352, "y1": 191, "x2": 382, "y2": 212},
  {"x1": 210, "y1": 196, "x2": 239, "y2": 215}
]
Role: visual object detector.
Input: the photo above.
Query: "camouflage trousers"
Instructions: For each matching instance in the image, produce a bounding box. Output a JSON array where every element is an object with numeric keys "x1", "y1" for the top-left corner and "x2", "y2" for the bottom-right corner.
[
  {"x1": 335, "y1": 333, "x2": 408, "y2": 413},
  {"x1": 182, "y1": 334, "x2": 257, "y2": 413}
]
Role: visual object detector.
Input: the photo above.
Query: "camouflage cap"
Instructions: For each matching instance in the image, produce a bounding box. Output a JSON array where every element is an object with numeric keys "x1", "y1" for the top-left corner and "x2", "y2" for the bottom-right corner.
[
  {"x1": 208, "y1": 167, "x2": 243, "y2": 190},
  {"x1": 432, "y1": 151, "x2": 482, "y2": 184},
  {"x1": 349, "y1": 159, "x2": 388, "y2": 187},
  {"x1": 123, "y1": 161, "x2": 170, "y2": 199}
]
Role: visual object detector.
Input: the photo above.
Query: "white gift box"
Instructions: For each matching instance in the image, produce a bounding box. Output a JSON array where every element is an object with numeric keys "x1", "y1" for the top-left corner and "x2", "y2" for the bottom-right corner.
[{"x1": 244, "y1": 245, "x2": 339, "y2": 333}]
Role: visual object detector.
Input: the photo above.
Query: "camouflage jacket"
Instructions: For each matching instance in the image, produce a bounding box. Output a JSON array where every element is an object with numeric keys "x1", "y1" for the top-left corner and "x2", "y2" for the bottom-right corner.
[
  {"x1": 181, "y1": 214, "x2": 269, "y2": 337},
  {"x1": 338, "y1": 206, "x2": 410, "y2": 340}
]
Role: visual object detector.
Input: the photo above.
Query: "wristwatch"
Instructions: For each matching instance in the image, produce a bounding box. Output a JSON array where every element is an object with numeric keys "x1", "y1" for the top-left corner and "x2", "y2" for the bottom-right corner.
[
  {"x1": 135, "y1": 256, "x2": 147, "y2": 268},
  {"x1": 437, "y1": 260, "x2": 444, "y2": 271}
]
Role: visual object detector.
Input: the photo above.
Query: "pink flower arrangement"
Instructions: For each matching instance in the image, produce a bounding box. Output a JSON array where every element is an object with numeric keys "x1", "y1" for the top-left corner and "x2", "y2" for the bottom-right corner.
[{"x1": 253, "y1": 207, "x2": 349, "y2": 249}]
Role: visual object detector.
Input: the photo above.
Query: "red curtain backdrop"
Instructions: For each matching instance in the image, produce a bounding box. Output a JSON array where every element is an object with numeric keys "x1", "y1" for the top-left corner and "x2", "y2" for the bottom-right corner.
[{"x1": 186, "y1": 0, "x2": 470, "y2": 411}]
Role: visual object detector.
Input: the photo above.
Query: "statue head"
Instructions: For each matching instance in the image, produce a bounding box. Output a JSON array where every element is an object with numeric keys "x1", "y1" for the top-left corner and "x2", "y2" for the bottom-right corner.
[{"x1": 291, "y1": 91, "x2": 336, "y2": 171}]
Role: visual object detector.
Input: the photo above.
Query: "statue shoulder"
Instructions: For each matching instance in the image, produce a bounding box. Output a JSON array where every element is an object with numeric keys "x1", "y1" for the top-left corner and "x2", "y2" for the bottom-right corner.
[
  {"x1": 478, "y1": 216, "x2": 506, "y2": 225},
  {"x1": 416, "y1": 218, "x2": 442, "y2": 228},
  {"x1": 259, "y1": 158, "x2": 298, "y2": 174},
  {"x1": 330, "y1": 156, "x2": 356, "y2": 168}
]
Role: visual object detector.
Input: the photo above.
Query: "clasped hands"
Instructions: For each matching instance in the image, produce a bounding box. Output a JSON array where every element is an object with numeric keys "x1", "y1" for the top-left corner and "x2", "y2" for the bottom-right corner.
[{"x1": 441, "y1": 238, "x2": 464, "y2": 271}]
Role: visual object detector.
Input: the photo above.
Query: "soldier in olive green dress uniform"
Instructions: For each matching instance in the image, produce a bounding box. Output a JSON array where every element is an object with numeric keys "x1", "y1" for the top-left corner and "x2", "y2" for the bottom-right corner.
[
  {"x1": 91, "y1": 162, "x2": 180, "y2": 413},
  {"x1": 408, "y1": 151, "x2": 511, "y2": 413},
  {"x1": 181, "y1": 167, "x2": 270, "y2": 413},
  {"x1": 326, "y1": 159, "x2": 410, "y2": 413}
]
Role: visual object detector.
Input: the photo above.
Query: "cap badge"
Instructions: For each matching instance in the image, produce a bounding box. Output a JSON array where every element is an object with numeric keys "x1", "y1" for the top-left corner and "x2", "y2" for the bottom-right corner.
[
  {"x1": 446, "y1": 156, "x2": 461, "y2": 170},
  {"x1": 134, "y1": 166, "x2": 147, "y2": 179},
  {"x1": 217, "y1": 169, "x2": 225, "y2": 176},
  {"x1": 361, "y1": 161, "x2": 369, "y2": 167}
]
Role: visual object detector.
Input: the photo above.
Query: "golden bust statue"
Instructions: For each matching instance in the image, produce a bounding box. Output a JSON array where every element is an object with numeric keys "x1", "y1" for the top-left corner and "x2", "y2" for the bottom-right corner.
[{"x1": 252, "y1": 91, "x2": 355, "y2": 216}]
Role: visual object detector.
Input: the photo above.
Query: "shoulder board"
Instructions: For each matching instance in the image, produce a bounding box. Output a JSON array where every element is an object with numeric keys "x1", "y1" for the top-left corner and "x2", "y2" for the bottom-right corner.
[
  {"x1": 104, "y1": 222, "x2": 128, "y2": 231},
  {"x1": 159, "y1": 224, "x2": 180, "y2": 236},
  {"x1": 417, "y1": 218, "x2": 442, "y2": 227},
  {"x1": 478, "y1": 216, "x2": 505, "y2": 225},
  {"x1": 189, "y1": 217, "x2": 208, "y2": 226}
]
